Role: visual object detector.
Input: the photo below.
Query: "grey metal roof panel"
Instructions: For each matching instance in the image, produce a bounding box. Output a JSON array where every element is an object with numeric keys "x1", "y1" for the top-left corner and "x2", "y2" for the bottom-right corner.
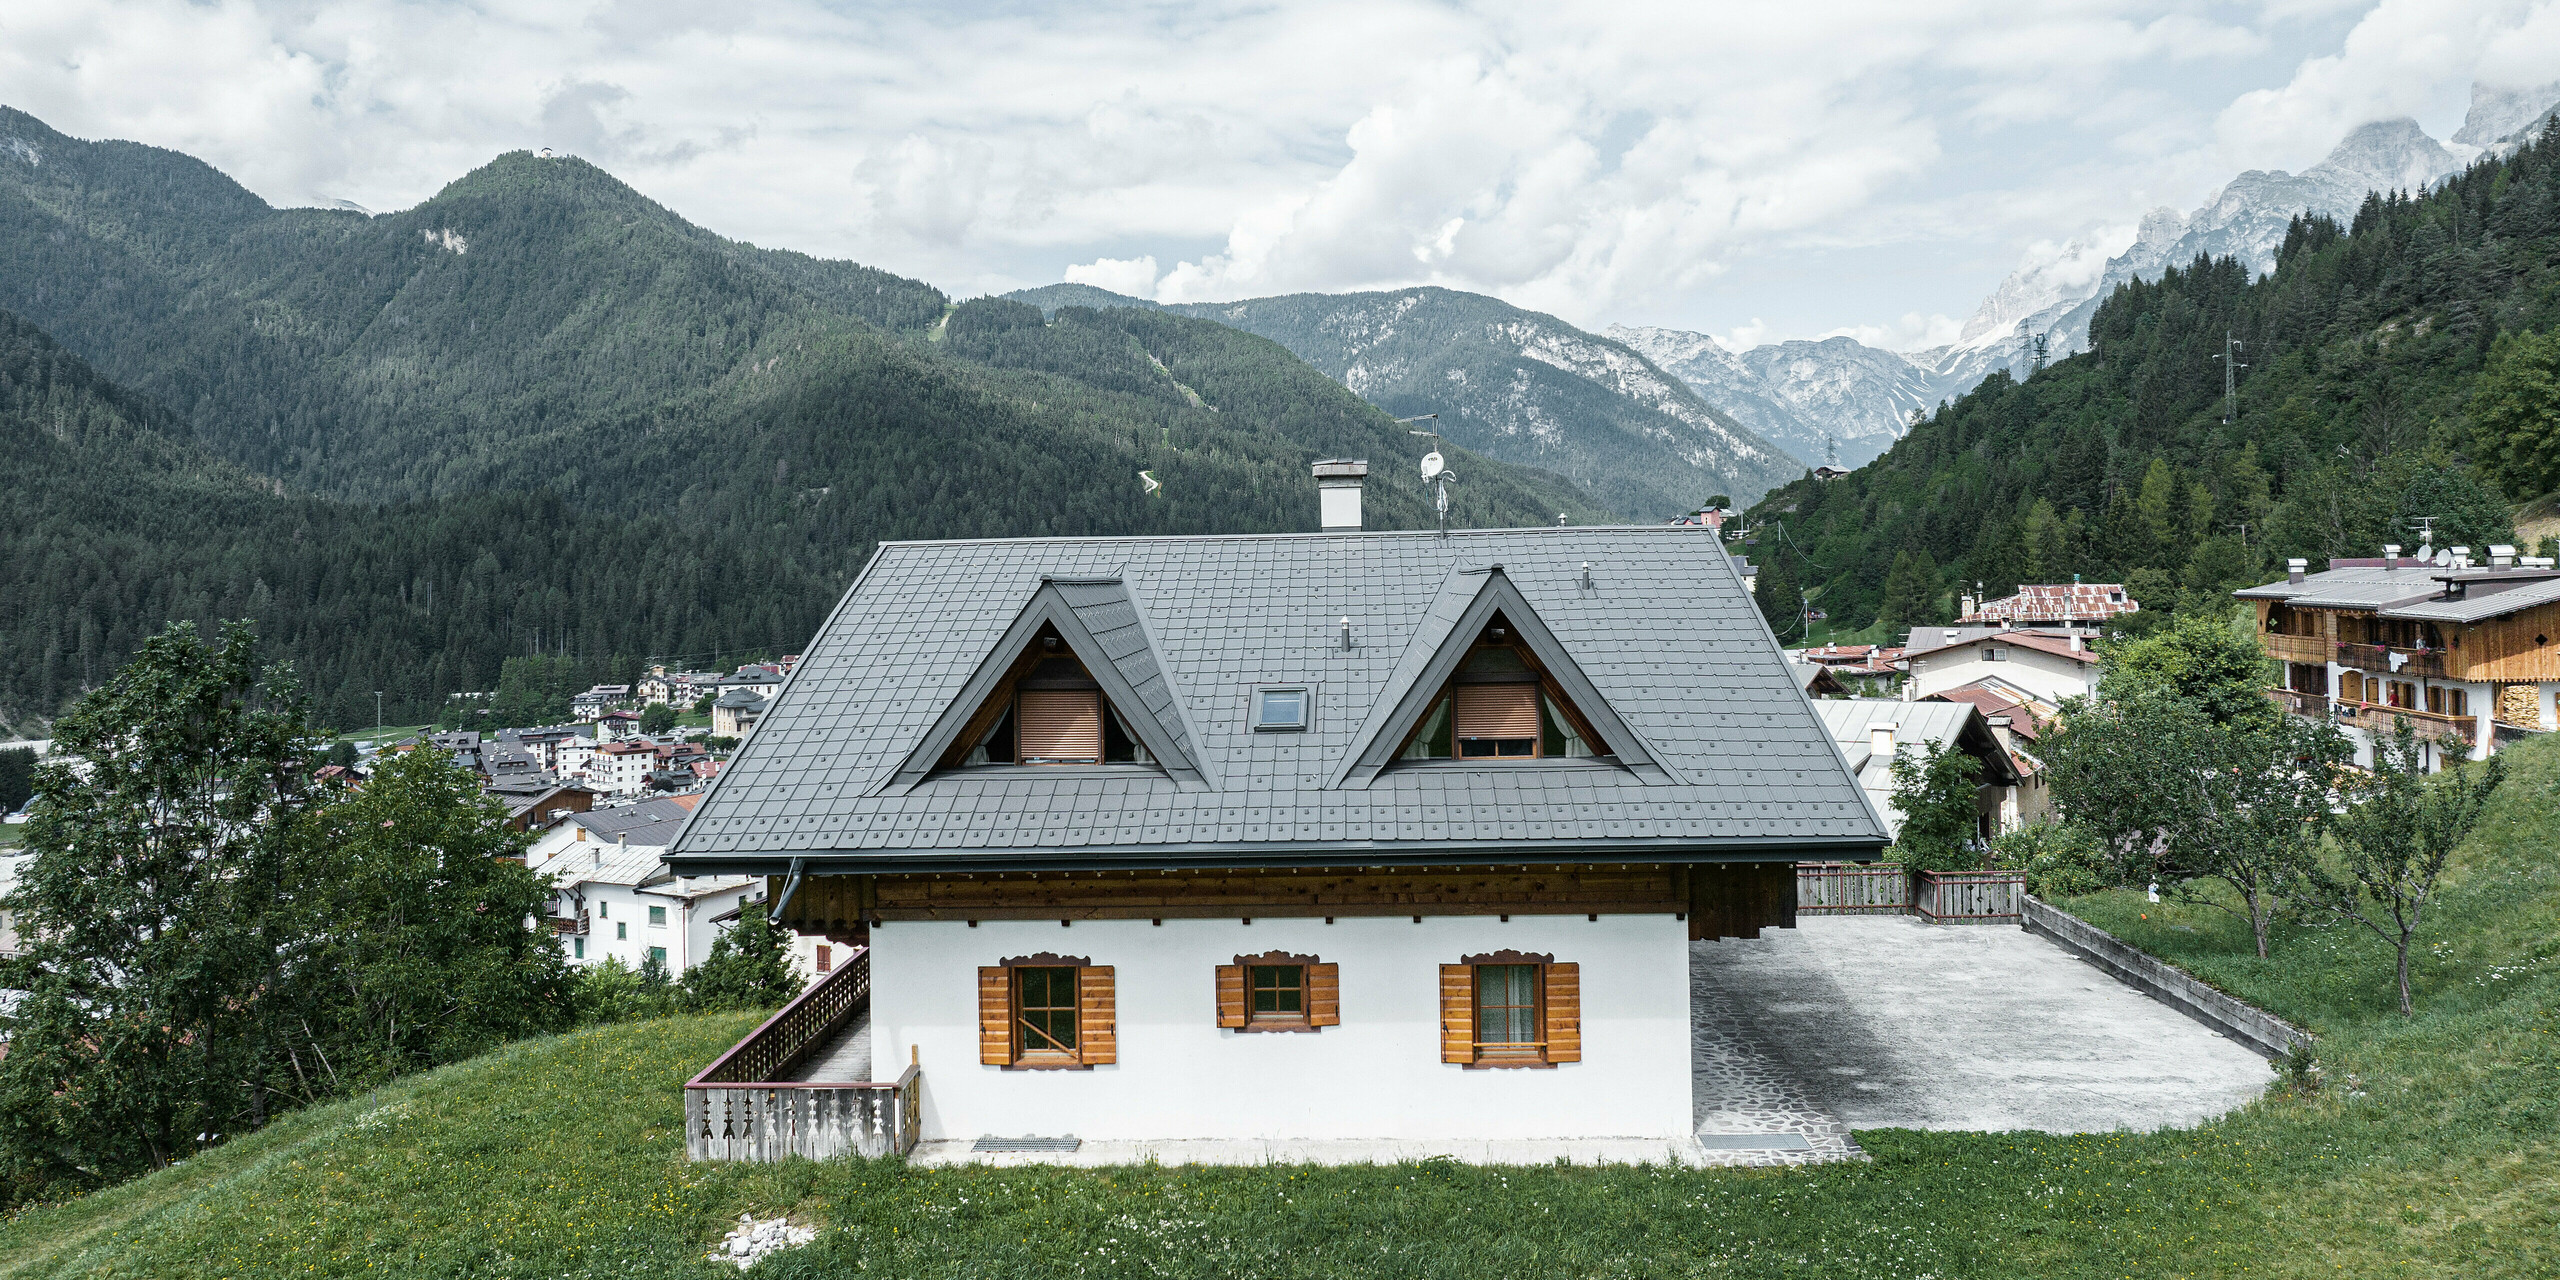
[
  {"x1": 2382, "y1": 574, "x2": 2560, "y2": 622},
  {"x1": 667, "y1": 527, "x2": 1886, "y2": 872},
  {"x1": 2235, "y1": 567, "x2": 2437, "y2": 609}
]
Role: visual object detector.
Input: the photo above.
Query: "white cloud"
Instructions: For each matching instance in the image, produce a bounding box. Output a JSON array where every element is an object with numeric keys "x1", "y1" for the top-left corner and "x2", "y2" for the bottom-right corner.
[
  {"x1": 2, "y1": 1, "x2": 2555, "y2": 348},
  {"x1": 1819, "y1": 313, "x2": 1964, "y2": 352},
  {"x1": 1062, "y1": 254, "x2": 1161, "y2": 298}
]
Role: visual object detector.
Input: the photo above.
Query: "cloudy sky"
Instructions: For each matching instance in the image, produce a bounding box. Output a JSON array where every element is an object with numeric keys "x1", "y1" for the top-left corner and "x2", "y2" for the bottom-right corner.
[{"x1": 10, "y1": 1, "x2": 2560, "y2": 350}]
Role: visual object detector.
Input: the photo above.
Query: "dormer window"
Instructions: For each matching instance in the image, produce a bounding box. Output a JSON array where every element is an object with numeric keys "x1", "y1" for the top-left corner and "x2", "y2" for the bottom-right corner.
[
  {"x1": 952, "y1": 631, "x2": 1153, "y2": 767},
  {"x1": 1397, "y1": 620, "x2": 1601, "y2": 761}
]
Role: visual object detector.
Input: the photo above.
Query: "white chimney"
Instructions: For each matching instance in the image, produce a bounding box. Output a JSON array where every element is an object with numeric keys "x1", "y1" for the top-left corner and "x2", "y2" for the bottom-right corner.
[
  {"x1": 2384, "y1": 544, "x2": 2401, "y2": 570},
  {"x1": 2069, "y1": 631, "x2": 2082, "y2": 652},
  {"x1": 2491, "y1": 544, "x2": 2516, "y2": 568},
  {"x1": 2286, "y1": 558, "x2": 2308, "y2": 584},
  {"x1": 1870, "y1": 724, "x2": 1897, "y2": 757},
  {"x1": 1313, "y1": 459, "x2": 1369, "y2": 531},
  {"x1": 2453, "y1": 545, "x2": 2472, "y2": 569}
]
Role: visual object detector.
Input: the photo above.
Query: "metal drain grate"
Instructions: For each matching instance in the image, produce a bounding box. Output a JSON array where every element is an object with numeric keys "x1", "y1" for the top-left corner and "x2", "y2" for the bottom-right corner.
[
  {"x1": 1695, "y1": 1133, "x2": 1813, "y2": 1151},
  {"x1": 972, "y1": 1136, "x2": 1083, "y2": 1153}
]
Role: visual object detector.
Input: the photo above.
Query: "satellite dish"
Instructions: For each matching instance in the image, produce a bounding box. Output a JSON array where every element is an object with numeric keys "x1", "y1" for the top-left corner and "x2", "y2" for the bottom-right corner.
[{"x1": 1420, "y1": 450, "x2": 1445, "y2": 480}]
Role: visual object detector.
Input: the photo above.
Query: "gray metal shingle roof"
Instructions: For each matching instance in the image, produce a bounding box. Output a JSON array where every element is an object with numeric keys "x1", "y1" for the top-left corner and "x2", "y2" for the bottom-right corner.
[{"x1": 665, "y1": 527, "x2": 1887, "y2": 874}]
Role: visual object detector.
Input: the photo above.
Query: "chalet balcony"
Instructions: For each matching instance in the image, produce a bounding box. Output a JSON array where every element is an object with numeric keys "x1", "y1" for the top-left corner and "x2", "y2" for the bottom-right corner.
[
  {"x1": 2329, "y1": 698, "x2": 2475, "y2": 745},
  {"x1": 685, "y1": 946, "x2": 920, "y2": 1161},
  {"x1": 2265, "y1": 688, "x2": 2329, "y2": 721},
  {"x1": 2331, "y1": 642, "x2": 2449, "y2": 680},
  {"x1": 2261, "y1": 632, "x2": 2331, "y2": 666}
]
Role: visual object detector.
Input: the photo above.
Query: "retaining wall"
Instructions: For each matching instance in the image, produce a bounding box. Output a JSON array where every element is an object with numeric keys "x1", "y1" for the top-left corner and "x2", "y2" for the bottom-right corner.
[{"x1": 2020, "y1": 895, "x2": 2314, "y2": 1060}]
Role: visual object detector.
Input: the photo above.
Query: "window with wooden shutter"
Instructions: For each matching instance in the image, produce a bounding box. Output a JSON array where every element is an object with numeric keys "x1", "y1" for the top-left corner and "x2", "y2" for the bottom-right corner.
[
  {"x1": 978, "y1": 966, "x2": 1015, "y2": 1066},
  {"x1": 1219, "y1": 952, "x2": 1329, "y2": 1033},
  {"x1": 1450, "y1": 950, "x2": 1568, "y2": 1068},
  {"x1": 1016, "y1": 689, "x2": 1103, "y2": 763},
  {"x1": 1077, "y1": 965, "x2": 1116, "y2": 1065},
  {"x1": 1393, "y1": 618, "x2": 1608, "y2": 762}
]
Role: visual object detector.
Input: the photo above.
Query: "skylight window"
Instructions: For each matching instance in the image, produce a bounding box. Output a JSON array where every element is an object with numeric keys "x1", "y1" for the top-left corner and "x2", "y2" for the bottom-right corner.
[{"x1": 1254, "y1": 687, "x2": 1309, "y2": 732}]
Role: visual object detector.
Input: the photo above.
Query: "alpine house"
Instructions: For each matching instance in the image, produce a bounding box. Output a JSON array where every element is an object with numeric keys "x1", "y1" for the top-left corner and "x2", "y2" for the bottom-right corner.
[{"x1": 663, "y1": 463, "x2": 1885, "y2": 1151}]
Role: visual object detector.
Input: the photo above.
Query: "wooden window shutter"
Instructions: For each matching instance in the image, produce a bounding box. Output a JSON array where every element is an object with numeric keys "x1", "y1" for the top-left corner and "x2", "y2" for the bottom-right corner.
[
  {"x1": 1017, "y1": 690, "x2": 1103, "y2": 762},
  {"x1": 1077, "y1": 965, "x2": 1117, "y2": 1065},
  {"x1": 978, "y1": 966, "x2": 1015, "y2": 1066},
  {"x1": 1544, "y1": 962, "x2": 1581, "y2": 1063},
  {"x1": 1308, "y1": 962, "x2": 1340, "y2": 1027},
  {"x1": 1454, "y1": 684, "x2": 1539, "y2": 740},
  {"x1": 1439, "y1": 964, "x2": 1475, "y2": 1064},
  {"x1": 1215, "y1": 964, "x2": 1246, "y2": 1028}
]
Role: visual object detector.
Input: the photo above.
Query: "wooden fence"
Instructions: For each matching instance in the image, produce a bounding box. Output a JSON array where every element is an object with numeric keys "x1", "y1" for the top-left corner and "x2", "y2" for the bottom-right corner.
[
  {"x1": 683, "y1": 947, "x2": 922, "y2": 1161},
  {"x1": 1794, "y1": 864, "x2": 2024, "y2": 925},
  {"x1": 1911, "y1": 870, "x2": 2025, "y2": 924},
  {"x1": 1795, "y1": 863, "x2": 1909, "y2": 915}
]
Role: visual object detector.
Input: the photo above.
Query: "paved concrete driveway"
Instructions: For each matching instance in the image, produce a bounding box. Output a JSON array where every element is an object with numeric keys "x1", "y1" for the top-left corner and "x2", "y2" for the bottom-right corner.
[{"x1": 1695, "y1": 915, "x2": 2271, "y2": 1135}]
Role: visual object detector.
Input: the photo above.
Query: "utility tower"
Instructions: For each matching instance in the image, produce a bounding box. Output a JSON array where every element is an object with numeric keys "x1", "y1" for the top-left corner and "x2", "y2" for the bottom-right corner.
[{"x1": 2213, "y1": 330, "x2": 2247, "y2": 425}]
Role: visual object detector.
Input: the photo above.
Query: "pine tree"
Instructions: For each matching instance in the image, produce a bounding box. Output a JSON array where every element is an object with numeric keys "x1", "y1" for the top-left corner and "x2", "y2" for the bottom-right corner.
[
  {"x1": 680, "y1": 908, "x2": 807, "y2": 1013},
  {"x1": 1754, "y1": 556, "x2": 1804, "y2": 640},
  {"x1": 1877, "y1": 548, "x2": 1939, "y2": 636}
]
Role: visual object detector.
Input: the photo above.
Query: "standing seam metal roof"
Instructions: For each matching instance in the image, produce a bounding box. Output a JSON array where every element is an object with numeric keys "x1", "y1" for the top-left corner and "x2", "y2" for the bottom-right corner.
[{"x1": 666, "y1": 527, "x2": 1887, "y2": 872}]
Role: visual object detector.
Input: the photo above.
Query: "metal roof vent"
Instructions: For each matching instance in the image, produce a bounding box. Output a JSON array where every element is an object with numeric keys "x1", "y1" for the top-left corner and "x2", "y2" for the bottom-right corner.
[
  {"x1": 1313, "y1": 459, "x2": 1368, "y2": 532},
  {"x1": 2384, "y1": 543, "x2": 2401, "y2": 570},
  {"x1": 1869, "y1": 724, "x2": 1896, "y2": 757},
  {"x1": 2286, "y1": 558, "x2": 2307, "y2": 584},
  {"x1": 2453, "y1": 545, "x2": 2472, "y2": 569},
  {"x1": 2491, "y1": 544, "x2": 2516, "y2": 568}
]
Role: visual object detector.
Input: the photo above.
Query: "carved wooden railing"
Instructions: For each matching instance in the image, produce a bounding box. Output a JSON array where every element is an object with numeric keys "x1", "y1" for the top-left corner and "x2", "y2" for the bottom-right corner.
[
  {"x1": 2265, "y1": 687, "x2": 2329, "y2": 720},
  {"x1": 2261, "y1": 632, "x2": 2331, "y2": 666},
  {"x1": 2332, "y1": 643, "x2": 2449, "y2": 680},
  {"x1": 683, "y1": 947, "x2": 922, "y2": 1161},
  {"x1": 1795, "y1": 862, "x2": 1909, "y2": 915},
  {"x1": 1911, "y1": 870, "x2": 2025, "y2": 924},
  {"x1": 2329, "y1": 699, "x2": 2475, "y2": 745}
]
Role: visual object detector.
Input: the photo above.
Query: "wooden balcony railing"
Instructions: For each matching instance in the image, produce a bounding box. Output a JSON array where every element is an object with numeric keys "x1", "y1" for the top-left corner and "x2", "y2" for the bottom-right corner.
[
  {"x1": 2330, "y1": 699, "x2": 2475, "y2": 745},
  {"x1": 2266, "y1": 688, "x2": 2330, "y2": 720},
  {"x1": 684, "y1": 946, "x2": 922, "y2": 1161},
  {"x1": 1796, "y1": 863, "x2": 1909, "y2": 915},
  {"x1": 2332, "y1": 643, "x2": 2449, "y2": 680},
  {"x1": 2261, "y1": 632, "x2": 2331, "y2": 665}
]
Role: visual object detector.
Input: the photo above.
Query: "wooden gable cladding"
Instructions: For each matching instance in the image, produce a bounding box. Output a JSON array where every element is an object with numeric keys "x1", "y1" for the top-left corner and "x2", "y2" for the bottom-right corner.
[
  {"x1": 1684, "y1": 862, "x2": 1796, "y2": 941},
  {"x1": 845, "y1": 865, "x2": 1685, "y2": 922}
]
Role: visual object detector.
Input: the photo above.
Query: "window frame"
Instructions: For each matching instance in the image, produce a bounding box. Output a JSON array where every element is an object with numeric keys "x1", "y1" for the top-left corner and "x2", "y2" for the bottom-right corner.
[
  {"x1": 1239, "y1": 950, "x2": 1320, "y2": 1032},
  {"x1": 1393, "y1": 621, "x2": 1608, "y2": 765},
  {"x1": 1252, "y1": 685, "x2": 1311, "y2": 733},
  {"x1": 991, "y1": 951, "x2": 1104, "y2": 1070},
  {"x1": 646, "y1": 904, "x2": 668, "y2": 928},
  {"x1": 1460, "y1": 950, "x2": 1556, "y2": 1069},
  {"x1": 1013, "y1": 965, "x2": 1082, "y2": 1062}
]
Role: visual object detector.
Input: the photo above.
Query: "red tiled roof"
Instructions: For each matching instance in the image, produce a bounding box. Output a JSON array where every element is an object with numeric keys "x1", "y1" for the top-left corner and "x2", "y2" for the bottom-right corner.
[{"x1": 1960, "y1": 583, "x2": 2138, "y2": 625}]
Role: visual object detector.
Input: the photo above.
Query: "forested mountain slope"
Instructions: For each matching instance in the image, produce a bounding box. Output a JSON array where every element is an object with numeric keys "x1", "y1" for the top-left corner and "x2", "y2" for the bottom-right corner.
[
  {"x1": 1749, "y1": 124, "x2": 2560, "y2": 638},
  {"x1": 1009, "y1": 283, "x2": 1803, "y2": 515},
  {"x1": 0, "y1": 108, "x2": 1607, "y2": 730}
]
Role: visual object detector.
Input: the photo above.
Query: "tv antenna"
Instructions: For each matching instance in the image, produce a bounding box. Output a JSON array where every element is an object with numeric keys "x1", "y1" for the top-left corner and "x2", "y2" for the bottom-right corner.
[
  {"x1": 2213, "y1": 330, "x2": 2247, "y2": 424},
  {"x1": 1401, "y1": 414, "x2": 1457, "y2": 536}
]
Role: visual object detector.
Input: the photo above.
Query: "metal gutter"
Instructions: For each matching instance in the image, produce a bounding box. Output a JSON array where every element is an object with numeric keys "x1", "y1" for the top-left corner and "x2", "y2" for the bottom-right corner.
[{"x1": 662, "y1": 832, "x2": 1890, "y2": 878}]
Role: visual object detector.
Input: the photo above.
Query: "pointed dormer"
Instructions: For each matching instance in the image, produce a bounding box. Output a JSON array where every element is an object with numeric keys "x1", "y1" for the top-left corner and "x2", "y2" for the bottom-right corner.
[
  {"x1": 1333, "y1": 565, "x2": 1675, "y2": 788},
  {"x1": 881, "y1": 576, "x2": 1208, "y2": 793}
]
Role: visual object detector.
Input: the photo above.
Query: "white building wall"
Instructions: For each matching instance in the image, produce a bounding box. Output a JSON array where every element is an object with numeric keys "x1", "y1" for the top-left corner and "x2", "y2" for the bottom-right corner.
[
  {"x1": 871, "y1": 914, "x2": 1691, "y2": 1143},
  {"x1": 1910, "y1": 645, "x2": 2094, "y2": 705}
]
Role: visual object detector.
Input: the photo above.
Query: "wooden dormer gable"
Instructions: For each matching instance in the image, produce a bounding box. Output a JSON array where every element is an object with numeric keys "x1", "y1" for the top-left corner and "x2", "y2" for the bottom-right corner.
[
  {"x1": 880, "y1": 575, "x2": 1208, "y2": 794},
  {"x1": 1332, "y1": 565, "x2": 1676, "y2": 790}
]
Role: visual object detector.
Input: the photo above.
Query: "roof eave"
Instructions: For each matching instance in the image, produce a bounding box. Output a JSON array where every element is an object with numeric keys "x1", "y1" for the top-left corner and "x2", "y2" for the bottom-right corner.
[{"x1": 662, "y1": 833, "x2": 1891, "y2": 877}]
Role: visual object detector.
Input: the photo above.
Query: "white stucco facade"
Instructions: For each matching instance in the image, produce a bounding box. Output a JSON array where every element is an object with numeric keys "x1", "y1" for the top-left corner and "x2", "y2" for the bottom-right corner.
[
  {"x1": 869, "y1": 914, "x2": 1692, "y2": 1143},
  {"x1": 1907, "y1": 640, "x2": 2095, "y2": 706}
]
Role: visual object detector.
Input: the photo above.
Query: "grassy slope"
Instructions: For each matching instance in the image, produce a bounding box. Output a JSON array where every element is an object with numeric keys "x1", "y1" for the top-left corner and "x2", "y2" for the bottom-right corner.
[{"x1": 6, "y1": 741, "x2": 2558, "y2": 1277}]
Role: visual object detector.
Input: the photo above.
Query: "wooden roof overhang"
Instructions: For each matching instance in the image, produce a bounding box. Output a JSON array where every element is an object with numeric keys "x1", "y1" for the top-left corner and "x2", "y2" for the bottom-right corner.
[{"x1": 668, "y1": 832, "x2": 1888, "y2": 880}]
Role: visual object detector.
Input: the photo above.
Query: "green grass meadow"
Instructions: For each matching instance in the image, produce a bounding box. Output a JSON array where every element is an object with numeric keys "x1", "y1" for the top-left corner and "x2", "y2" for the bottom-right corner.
[{"x1": 4, "y1": 742, "x2": 2557, "y2": 1277}]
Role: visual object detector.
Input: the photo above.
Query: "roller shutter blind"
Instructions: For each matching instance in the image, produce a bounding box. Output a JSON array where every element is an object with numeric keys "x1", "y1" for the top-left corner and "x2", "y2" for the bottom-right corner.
[
  {"x1": 978, "y1": 967, "x2": 1015, "y2": 1066},
  {"x1": 1454, "y1": 684, "x2": 1539, "y2": 741},
  {"x1": 1017, "y1": 690, "x2": 1103, "y2": 762}
]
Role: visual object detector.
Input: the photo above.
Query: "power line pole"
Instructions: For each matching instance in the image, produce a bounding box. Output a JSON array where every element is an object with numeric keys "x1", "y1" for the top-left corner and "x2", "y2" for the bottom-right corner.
[{"x1": 2214, "y1": 330, "x2": 2247, "y2": 424}]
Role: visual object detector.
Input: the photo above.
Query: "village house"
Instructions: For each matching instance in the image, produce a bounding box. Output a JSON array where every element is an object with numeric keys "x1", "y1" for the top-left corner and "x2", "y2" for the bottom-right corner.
[
  {"x1": 1896, "y1": 626, "x2": 2099, "y2": 706},
  {"x1": 662, "y1": 466, "x2": 1884, "y2": 1153},
  {"x1": 1956, "y1": 582, "x2": 2137, "y2": 630},
  {"x1": 587, "y1": 739, "x2": 661, "y2": 798},
  {"x1": 529, "y1": 798, "x2": 826, "y2": 979},
  {"x1": 710, "y1": 688, "x2": 766, "y2": 739},
  {"x1": 571, "y1": 685, "x2": 634, "y2": 722},
  {"x1": 2237, "y1": 544, "x2": 2560, "y2": 767},
  {"x1": 1813, "y1": 699, "x2": 2025, "y2": 838}
]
